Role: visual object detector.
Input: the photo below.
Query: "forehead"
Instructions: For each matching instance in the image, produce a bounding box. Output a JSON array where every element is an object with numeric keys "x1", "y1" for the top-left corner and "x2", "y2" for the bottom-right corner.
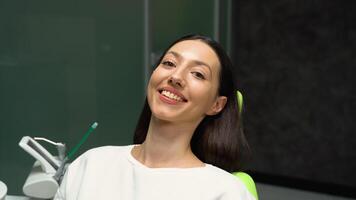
[{"x1": 166, "y1": 40, "x2": 220, "y2": 70}]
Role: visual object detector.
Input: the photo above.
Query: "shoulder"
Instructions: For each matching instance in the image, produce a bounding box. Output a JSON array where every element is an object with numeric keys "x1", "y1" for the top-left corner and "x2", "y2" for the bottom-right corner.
[
  {"x1": 82, "y1": 145, "x2": 132, "y2": 159},
  {"x1": 55, "y1": 145, "x2": 134, "y2": 199},
  {"x1": 204, "y1": 165, "x2": 256, "y2": 200},
  {"x1": 68, "y1": 145, "x2": 133, "y2": 170},
  {"x1": 204, "y1": 164, "x2": 240, "y2": 185}
]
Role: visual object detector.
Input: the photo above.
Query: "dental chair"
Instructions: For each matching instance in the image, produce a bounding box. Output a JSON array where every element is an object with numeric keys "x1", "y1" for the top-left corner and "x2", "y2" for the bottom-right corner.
[
  {"x1": 233, "y1": 172, "x2": 258, "y2": 200},
  {"x1": 233, "y1": 93, "x2": 258, "y2": 199}
]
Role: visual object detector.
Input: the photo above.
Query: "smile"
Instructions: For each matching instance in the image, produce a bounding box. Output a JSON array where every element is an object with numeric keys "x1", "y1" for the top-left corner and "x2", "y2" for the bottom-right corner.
[
  {"x1": 158, "y1": 88, "x2": 188, "y2": 104},
  {"x1": 161, "y1": 90, "x2": 183, "y2": 102}
]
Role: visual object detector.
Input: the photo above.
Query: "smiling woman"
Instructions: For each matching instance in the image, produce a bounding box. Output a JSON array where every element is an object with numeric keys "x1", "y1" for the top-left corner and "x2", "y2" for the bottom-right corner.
[
  {"x1": 54, "y1": 34, "x2": 254, "y2": 200},
  {"x1": 147, "y1": 40, "x2": 225, "y2": 125}
]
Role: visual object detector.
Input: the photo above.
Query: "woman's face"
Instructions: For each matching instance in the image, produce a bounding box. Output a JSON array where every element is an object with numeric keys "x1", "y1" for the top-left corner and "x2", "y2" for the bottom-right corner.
[{"x1": 147, "y1": 40, "x2": 227, "y2": 124}]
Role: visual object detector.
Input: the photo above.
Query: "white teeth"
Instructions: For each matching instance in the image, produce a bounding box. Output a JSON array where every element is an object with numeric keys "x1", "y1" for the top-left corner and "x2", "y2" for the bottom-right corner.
[{"x1": 161, "y1": 90, "x2": 183, "y2": 102}]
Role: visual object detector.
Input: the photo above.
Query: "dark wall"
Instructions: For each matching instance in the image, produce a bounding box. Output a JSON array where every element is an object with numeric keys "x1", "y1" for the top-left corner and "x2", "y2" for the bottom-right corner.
[{"x1": 232, "y1": 0, "x2": 356, "y2": 190}]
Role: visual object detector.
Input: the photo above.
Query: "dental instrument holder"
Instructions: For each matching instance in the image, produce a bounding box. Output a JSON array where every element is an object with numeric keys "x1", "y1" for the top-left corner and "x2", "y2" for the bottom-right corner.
[
  {"x1": 19, "y1": 122, "x2": 98, "y2": 199},
  {"x1": 19, "y1": 136, "x2": 66, "y2": 199}
]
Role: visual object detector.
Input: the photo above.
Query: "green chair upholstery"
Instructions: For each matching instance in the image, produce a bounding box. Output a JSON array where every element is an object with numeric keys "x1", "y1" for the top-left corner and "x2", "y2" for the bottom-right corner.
[
  {"x1": 233, "y1": 172, "x2": 258, "y2": 200},
  {"x1": 234, "y1": 93, "x2": 258, "y2": 199}
]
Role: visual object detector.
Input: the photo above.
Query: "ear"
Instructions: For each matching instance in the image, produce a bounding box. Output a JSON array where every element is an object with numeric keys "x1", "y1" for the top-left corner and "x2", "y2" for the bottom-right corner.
[{"x1": 206, "y1": 96, "x2": 227, "y2": 116}]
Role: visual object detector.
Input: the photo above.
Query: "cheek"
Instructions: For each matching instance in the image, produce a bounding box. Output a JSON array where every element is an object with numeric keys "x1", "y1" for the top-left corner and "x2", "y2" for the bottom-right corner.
[
  {"x1": 147, "y1": 69, "x2": 161, "y2": 92},
  {"x1": 147, "y1": 68, "x2": 166, "y2": 100},
  {"x1": 189, "y1": 81, "x2": 217, "y2": 103},
  {"x1": 149, "y1": 67, "x2": 167, "y2": 86}
]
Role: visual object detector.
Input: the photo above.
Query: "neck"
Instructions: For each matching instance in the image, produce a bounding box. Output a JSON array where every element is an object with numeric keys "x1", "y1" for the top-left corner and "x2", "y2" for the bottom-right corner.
[{"x1": 132, "y1": 116, "x2": 204, "y2": 168}]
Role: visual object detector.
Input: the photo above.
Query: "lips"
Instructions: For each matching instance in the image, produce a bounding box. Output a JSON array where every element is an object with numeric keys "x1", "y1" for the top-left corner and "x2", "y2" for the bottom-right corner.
[{"x1": 158, "y1": 87, "x2": 188, "y2": 103}]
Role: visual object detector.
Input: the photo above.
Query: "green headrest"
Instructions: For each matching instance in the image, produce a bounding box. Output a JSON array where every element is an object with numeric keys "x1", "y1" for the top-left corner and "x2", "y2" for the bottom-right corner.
[
  {"x1": 233, "y1": 172, "x2": 258, "y2": 200},
  {"x1": 236, "y1": 91, "x2": 243, "y2": 115}
]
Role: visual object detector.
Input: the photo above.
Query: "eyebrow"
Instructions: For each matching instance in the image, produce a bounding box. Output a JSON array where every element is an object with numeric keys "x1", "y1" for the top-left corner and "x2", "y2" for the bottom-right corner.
[{"x1": 166, "y1": 51, "x2": 212, "y2": 74}]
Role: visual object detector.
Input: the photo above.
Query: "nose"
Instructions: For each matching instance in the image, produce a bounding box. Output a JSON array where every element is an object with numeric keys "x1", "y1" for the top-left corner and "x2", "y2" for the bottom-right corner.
[
  {"x1": 168, "y1": 68, "x2": 185, "y2": 88},
  {"x1": 168, "y1": 76, "x2": 184, "y2": 88}
]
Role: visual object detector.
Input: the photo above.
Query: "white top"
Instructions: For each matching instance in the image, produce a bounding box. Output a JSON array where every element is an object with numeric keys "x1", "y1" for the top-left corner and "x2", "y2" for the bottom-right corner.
[
  {"x1": 0, "y1": 180, "x2": 7, "y2": 200},
  {"x1": 54, "y1": 145, "x2": 255, "y2": 200}
]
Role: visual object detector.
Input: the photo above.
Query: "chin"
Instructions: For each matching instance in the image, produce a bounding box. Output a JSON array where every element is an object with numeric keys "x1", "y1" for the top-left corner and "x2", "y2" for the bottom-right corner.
[{"x1": 151, "y1": 110, "x2": 178, "y2": 122}]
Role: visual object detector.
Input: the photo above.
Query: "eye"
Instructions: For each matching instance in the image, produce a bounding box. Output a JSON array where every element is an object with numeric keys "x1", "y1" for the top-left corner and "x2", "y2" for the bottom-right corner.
[
  {"x1": 192, "y1": 72, "x2": 206, "y2": 80},
  {"x1": 161, "y1": 60, "x2": 175, "y2": 67}
]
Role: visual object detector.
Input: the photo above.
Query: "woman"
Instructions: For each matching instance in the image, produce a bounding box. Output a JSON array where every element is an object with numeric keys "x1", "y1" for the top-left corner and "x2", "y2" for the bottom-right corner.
[{"x1": 54, "y1": 34, "x2": 254, "y2": 200}]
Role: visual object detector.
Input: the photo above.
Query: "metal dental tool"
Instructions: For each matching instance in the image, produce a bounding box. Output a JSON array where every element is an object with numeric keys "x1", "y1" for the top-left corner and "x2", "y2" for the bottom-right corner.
[{"x1": 54, "y1": 122, "x2": 99, "y2": 182}]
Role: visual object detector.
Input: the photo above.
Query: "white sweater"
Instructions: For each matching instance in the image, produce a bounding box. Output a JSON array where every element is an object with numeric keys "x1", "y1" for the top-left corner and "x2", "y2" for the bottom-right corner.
[{"x1": 54, "y1": 145, "x2": 255, "y2": 200}]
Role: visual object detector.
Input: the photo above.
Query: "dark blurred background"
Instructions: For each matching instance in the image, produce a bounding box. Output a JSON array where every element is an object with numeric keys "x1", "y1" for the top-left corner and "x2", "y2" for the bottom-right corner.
[
  {"x1": 232, "y1": 0, "x2": 356, "y2": 197},
  {"x1": 0, "y1": 0, "x2": 355, "y2": 198}
]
